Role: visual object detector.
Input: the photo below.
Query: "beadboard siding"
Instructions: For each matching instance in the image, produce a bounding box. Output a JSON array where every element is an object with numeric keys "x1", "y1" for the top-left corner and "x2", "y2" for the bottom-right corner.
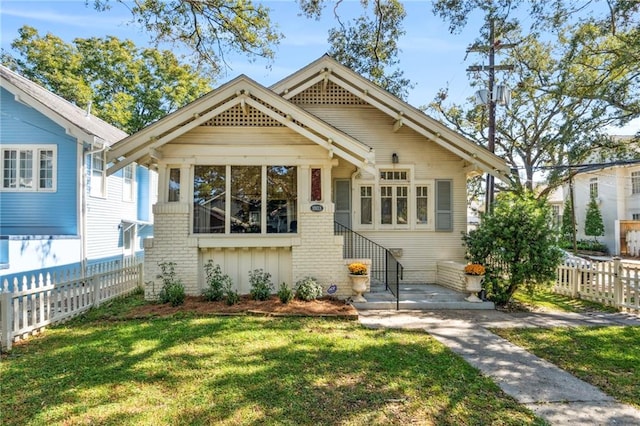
[
  {"x1": 200, "y1": 248, "x2": 292, "y2": 295},
  {"x1": 85, "y1": 167, "x2": 139, "y2": 261},
  {"x1": 302, "y1": 105, "x2": 461, "y2": 176},
  {"x1": 0, "y1": 88, "x2": 78, "y2": 235},
  {"x1": 174, "y1": 127, "x2": 313, "y2": 146}
]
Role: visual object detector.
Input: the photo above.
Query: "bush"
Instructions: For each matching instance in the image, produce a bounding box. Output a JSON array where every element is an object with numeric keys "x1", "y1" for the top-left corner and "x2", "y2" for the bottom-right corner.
[
  {"x1": 295, "y1": 276, "x2": 323, "y2": 301},
  {"x1": 463, "y1": 192, "x2": 563, "y2": 306},
  {"x1": 224, "y1": 280, "x2": 239, "y2": 305},
  {"x1": 249, "y1": 269, "x2": 273, "y2": 301},
  {"x1": 157, "y1": 262, "x2": 185, "y2": 306},
  {"x1": 277, "y1": 282, "x2": 294, "y2": 304},
  {"x1": 202, "y1": 261, "x2": 232, "y2": 302}
]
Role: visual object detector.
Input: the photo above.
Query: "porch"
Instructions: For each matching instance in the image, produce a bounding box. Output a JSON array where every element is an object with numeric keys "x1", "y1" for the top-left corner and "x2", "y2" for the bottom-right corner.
[{"x1": 352, "y1": 281, "x2": 495, "y2": 311}]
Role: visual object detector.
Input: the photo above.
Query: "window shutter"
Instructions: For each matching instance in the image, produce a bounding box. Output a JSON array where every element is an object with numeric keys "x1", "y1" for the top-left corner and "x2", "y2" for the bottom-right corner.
[{"x1": 435, "y1": 180, "x2": 453, "y2": 231}]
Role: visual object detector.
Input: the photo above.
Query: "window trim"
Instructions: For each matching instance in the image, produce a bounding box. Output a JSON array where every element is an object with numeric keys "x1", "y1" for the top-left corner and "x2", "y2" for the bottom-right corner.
[
  {"x1": 122, "y1": 164, "x2": 136, "y2": 202},
  {"x1": 1, "y1": 144, "x2": 57, "y2": 192},
  {"x1": 631, "y1": 171, "x2": 640, "y2": 195},
  {"x1": 353, "y1": 165, "x2": 435, "y2": 231},
  {"x1": 88, "y1": 151, "x2": 106, "y2": 198}
]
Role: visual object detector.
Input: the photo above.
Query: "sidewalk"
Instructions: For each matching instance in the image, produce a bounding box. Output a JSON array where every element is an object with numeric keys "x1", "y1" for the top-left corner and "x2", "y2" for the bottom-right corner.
[{"x1": 358, "y1": 309, "x2": 640, "y2": 425}]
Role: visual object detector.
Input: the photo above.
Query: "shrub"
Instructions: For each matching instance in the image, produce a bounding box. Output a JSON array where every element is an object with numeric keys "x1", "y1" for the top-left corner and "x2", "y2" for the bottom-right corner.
[
  {"x1": 157, "y1": 262, "x2": 185, "y2": 306},
  {"x1": 224, "y1": 279, "x2": 239, "y2": 305},
  {"x1": 463, "y1": 192, "x2": 563, "y2": 306},
  {"x1": 277, "y1": 282, "x2": 294, "y2": 304},
  {"x1": 202, "y1": 261, "x2": 232, "y2": 302},
  {"x1": 295, "y1": 276, "x2": 323, "y2": 301},
  {"x1": 249, "y1": 269, "x2": 273, "y2": 301}
]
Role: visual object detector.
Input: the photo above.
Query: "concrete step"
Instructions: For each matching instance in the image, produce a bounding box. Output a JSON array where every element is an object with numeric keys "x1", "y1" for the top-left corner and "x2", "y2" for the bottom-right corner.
[{"x1": 353, "y1": 283, "x2": 495, "y2": 310}]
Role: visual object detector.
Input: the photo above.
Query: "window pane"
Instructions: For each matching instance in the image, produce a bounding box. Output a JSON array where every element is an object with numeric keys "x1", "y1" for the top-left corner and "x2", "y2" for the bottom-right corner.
[
  {"x1": 360, "y1": 186, "x2": 372, "y2": 224},
  {"x1": 231, "y1": 166, "x2": 261, "y2": 233},
  {"x1": 381, "y1": 186, "x2": 392, "y2": 224},
  {"x1": 39, "y1": 150, "x2": 54, "y2": 189},
  {"x1": 396, "y1": 186, "x2": 407, "y2": 224},
  {"x1": 90, "y1": 152, "x2": 105, "y2": 197},
  {"x1": 123, "y1": 165, "x2": 134, "y2": 201},
  {"x1": 3, "y1": 149, "x2": 17, "y2": 188},
  {"x1": 193, "y1": 166, "x2": 226, "y2": 233},
  {"x1": 267, "y1": 166, "x2": 297, "y2": 233},
  {"x1": 168, "y1": 168, "x2": 180, "y2": 202},
  {"x1": 19, "y1": 150, "x2": 33, "y2": 188},
  {"x1": 416, "y1": 186, "x2": 428, "y2": 224},
  {"x1": 632, "y1": 172, "x2": 640, "y2": 194}
]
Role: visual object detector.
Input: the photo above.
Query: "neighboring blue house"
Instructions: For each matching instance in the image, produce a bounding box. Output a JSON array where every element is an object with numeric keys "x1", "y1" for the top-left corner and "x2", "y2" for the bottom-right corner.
[{"x1": 0, "y1": 65, "x2": 156, "y2": 282}]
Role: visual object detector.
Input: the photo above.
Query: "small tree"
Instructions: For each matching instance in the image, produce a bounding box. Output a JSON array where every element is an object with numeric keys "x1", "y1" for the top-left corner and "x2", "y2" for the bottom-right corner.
[
  {"x1": 463, "y1": 191, "x2": 563, "y2": 305},
  {"x1": 584, "y1": 196, "x2": 605, "y2": 242}
]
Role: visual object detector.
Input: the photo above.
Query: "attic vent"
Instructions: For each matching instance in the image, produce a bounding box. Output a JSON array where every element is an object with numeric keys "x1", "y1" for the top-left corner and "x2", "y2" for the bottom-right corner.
[
  {"x1": 290, "y1": 81, "x2": 367, "y2": 105},
  {"x1": 203, "y1": 102, "x2": 284, "y2": 127}
]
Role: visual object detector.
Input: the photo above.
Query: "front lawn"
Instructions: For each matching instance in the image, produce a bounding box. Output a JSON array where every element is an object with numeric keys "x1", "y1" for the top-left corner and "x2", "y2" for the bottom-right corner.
[
  {"x1": 1, "y1": 304, "x2": 545, "y2": 425},
  {"x1": 494, "y1": 326, "x2": 640, "y2": 409},
  {"x1": 512, "y1": 288, "x2": 618, "y2": 313}
]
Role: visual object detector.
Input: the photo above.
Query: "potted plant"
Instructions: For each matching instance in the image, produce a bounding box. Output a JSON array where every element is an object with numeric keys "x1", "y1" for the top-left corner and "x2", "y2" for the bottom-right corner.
[
  {"x1": 463, "y1": 263, "x2": 485, "y2": 303},
  {"x1": 347, "y1": 262, "x2": 368, "y2": 302}
]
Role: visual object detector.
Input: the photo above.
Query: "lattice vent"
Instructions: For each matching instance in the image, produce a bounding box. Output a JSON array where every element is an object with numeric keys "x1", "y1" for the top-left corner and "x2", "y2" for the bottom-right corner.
[
  {"x1": 202, "y1": 102, "x2": 284, "y2": 127},
  {"x1": 290, "y1": 80, "x2": 367, "y2": 105}
]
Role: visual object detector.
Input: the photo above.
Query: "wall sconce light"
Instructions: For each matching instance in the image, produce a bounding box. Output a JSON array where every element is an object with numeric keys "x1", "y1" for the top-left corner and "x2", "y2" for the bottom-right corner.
[{"x1": 392, "y1": 153, "x2": 399, "y2": 164}]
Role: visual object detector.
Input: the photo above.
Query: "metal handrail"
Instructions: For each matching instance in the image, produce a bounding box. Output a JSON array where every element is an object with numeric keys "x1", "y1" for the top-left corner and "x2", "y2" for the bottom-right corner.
[{"x1": 334, "y1": 221, "x2": 403, "y2": 309}]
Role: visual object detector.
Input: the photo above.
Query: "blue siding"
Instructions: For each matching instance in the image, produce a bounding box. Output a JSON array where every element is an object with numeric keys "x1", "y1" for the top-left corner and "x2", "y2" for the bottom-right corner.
[
  {"x1": 137, "y1": 166, "x2": 150, "y2": 222},
  {"x1": 0, "y1": 87, "x2": 78, "y2": 235}
]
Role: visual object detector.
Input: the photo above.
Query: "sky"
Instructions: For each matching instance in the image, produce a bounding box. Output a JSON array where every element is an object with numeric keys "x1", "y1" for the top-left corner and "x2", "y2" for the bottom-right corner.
[{"x1": 1, "y1": 0, "x2": 638, "y2": 134}]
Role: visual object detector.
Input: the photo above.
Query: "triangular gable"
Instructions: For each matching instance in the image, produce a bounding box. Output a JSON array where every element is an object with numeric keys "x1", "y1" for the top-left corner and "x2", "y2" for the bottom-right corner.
[
  {"x1": 0, "y1": 65, "x2": 127, "y2": 146},
  {"x1": 271, "y1": 55, "x2": 510, "y2": 178},
  {"x1": 106, "y1": 75, "x2": 376, "y2": 175}
]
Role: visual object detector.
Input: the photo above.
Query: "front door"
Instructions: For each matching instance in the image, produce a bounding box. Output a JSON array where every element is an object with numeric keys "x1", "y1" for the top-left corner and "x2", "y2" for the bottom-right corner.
[{"x1": 334, "y1": 179, "x2": 351, "y2": 228}]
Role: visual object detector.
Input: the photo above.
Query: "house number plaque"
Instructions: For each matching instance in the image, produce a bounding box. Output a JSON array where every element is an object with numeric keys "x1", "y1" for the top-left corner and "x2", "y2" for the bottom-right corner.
[{"x1": 310, "y1": 204, "x2": 324, "y2": 212}]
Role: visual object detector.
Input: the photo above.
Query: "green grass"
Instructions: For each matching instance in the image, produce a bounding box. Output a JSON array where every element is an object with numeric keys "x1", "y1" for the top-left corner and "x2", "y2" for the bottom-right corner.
[
  {"x1": 1, "y1": 297, "x2": 546, "y2": 426},
  {"x1": 494, "y1": 326, "x2": 640, "y2": 409},
  {"x1": 513, "y1": 288, "x2": 618, "y2": 313}
]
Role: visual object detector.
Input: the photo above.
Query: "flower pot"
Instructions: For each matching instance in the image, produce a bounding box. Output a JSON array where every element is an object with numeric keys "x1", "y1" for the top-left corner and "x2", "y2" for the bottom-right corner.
[
  {"x1": 465, "y1": 274, "x2": 484, "y2": 303},
  {"x1": 349, "y1": 274, "x2": 368, "y2": 302}
]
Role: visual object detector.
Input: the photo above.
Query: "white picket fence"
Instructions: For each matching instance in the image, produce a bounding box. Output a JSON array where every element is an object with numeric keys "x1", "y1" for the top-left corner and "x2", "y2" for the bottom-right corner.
[
  {"x1": 627, "y1": 230, "x2": 640, "y2": 257},
  {"x1": 1, "y1": 257, "x2": 143, "y2": 350},
  {"x1": 554, "y1": 258, "x2": 640, "y2": 313}
]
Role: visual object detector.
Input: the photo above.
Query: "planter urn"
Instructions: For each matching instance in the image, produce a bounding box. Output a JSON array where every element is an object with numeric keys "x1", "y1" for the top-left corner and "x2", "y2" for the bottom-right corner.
[
  {"x1": 349, "y1": 275, "x2": 368, "y2": 302},
  {"x1": 465, "y1": 274, "x2": 484, "y2": 303}
]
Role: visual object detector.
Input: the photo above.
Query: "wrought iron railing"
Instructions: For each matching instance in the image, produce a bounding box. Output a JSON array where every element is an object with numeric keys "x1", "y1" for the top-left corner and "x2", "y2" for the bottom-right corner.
[{"x1": 334, "y1": 222, "x2": 403, "y2": 309}]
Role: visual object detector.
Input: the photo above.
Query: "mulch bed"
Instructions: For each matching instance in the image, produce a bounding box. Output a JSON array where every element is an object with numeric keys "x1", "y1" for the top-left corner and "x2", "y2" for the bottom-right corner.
[{"x1": 124, "y1": 295, "x2": 359, "y2": 319}]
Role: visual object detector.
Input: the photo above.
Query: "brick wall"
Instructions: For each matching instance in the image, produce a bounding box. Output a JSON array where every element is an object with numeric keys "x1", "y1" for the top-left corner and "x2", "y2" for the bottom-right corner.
[
  {"x1": 292, "y1": 210, "x2": 351, "y2": 298},
  {"x1": 144, "y1": 203, "x2": 198, "y2": 299}
]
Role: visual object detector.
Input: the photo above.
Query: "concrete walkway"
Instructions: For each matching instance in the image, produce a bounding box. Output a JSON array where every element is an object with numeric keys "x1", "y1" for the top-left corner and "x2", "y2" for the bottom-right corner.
[{"x1": 358, "y1": 309, "x2": 640, "y2": 425}]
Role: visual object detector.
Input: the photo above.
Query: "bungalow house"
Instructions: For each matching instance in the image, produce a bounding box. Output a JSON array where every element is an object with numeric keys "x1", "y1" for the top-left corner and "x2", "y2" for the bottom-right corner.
[
  {"x1": 568, "y1": 141, "x2": 640, "y2": 255},
  {"x1": 0, "y1": 65, "x2": 157, "y2": 281},
  {"x1": 107, "y1": 56, "x2": 509, "y2": 299}
]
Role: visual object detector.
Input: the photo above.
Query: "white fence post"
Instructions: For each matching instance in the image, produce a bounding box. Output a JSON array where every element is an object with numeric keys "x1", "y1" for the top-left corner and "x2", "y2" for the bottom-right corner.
[
  {"x1": 613, "y1": 257, "x2": 623, "y2": 308},
  {"x1": 1, "y1": 288, "x2": 12, "y2": 351}
]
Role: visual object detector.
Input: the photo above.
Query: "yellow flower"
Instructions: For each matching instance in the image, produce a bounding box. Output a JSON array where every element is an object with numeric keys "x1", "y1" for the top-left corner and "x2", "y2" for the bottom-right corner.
[
  {"x1": 348, "y1": 262, "x2": 368, "y2": 275},
  {"x1": 464, "y1": 263, "x2": 486, "y2": 276}
]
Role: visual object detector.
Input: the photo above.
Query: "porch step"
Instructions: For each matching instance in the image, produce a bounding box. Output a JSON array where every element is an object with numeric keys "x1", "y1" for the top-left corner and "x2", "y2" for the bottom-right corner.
[{"x1": 353, "y1": 283, "x2": 495, "y2": 310}]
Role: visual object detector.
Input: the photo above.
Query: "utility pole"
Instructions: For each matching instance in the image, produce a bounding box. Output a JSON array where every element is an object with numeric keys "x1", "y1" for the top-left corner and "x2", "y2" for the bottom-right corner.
[{"x1": 466, "y1": 19, "x2": 515, "y2": 214}]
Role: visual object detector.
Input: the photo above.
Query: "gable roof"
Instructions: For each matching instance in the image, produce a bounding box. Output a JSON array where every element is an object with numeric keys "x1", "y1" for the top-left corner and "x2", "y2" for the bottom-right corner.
[
  {"x1": 106, "y1": 74, "x2": 376, "y2": 175},
  {"x1": 271, "y1": 55, "x2": 510, "y2": 178},
  {"x1": 0, "y1": 65, "x2": 127, "y2": 146}
]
